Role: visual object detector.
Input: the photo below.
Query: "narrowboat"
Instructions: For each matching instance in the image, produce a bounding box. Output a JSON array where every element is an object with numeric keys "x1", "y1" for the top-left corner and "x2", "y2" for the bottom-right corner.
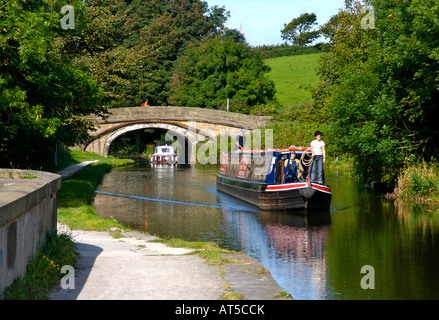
[
  {"x1": 216, "y1": 147, "x2": 332, "y2": 211},
  {"x1": 150, "y1": 145, "x2": 177, "y2": 164}
]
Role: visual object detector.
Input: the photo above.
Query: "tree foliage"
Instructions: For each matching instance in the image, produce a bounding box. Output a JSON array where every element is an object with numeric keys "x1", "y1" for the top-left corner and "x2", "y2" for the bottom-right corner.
[
  {"x1": 169, "y1": 36, "x2": 276, "y2": 114},
  {"x1": 0, "y1": 0, "x2": 105, "y2": 168},
  {"x1": 115, "y1": 0, "x2": 231, "y2": 106},
  {"x1": 281, "y1": 13, "x2": 321, "y2": 46},
  {"x1": 314, "y1": 0, "x2": 439, "y2": 183}
]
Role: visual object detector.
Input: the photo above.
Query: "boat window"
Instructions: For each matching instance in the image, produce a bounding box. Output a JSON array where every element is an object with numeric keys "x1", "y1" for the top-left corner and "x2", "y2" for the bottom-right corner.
[
  {"x1": 222, "y1": 153, "x2": 275, "y2": 182},
  {"x1": 161, "y1": 148, "x2": 170, "y2": 153}
]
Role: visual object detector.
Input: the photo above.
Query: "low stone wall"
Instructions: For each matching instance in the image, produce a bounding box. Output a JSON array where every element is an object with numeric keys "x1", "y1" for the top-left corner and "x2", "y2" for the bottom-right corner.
[
  {"x1": 90, "y1": 106, "x2": 271, "y2": 130},
  {"x1": 0, "y1": 169, "x2": 61, "y2": 296}
]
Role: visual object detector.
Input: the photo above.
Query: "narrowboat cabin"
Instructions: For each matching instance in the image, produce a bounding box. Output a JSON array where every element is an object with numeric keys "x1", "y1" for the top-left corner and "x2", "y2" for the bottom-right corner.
[{"x1": 216, "y1": 148, "x2": 332, "y2": 211}]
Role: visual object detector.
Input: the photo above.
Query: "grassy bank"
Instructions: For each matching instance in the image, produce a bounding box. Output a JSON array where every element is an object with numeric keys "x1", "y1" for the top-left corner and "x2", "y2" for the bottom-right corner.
[
  {"x1": 265, "y1": 53, "x2": 322, "y2": 108},
  {"x1": 56, "y1": 155, "x2": 134, "y2": 230},
  {"x1": 387, "y1": 161, "x2": 439, "y2": 204},
  {"x1": 151, "y1": 238, "x2": 239, "y2": 266}
]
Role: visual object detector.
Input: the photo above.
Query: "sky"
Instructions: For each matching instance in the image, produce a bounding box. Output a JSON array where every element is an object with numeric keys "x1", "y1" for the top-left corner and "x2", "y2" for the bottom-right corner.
[{"x1": 206, "y1": 0, "x2": 347, "y2": 46}]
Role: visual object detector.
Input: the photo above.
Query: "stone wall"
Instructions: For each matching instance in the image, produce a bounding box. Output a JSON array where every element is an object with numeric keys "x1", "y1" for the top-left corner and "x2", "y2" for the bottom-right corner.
[
  {"x1": 0, "y1": 169, "x2": 61, "y2": 296},
  {"x1": 90, "y1": 106, "x2": 271, "y2": 129}
]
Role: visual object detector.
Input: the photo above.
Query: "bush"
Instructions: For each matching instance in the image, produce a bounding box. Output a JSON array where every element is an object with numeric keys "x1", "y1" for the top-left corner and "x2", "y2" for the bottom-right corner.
[
  {"x1": 255, "y1": 44, "x2": 321, "y2": 59},
  {"x1": 391, "y1": 161, "x2": 439, "y2": 203}
]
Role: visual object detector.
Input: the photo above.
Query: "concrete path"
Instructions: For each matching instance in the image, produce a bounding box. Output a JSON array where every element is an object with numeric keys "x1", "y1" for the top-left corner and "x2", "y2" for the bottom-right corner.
[
  {"x1": 49, "y1": 226, "x2": 225, "y2": 300},
  {"x1": 49, "y1": 226, "x2": 290, "y2": 300},
  {"x1": 56, "y1": 160, "x2": 99, "y2": 180}
]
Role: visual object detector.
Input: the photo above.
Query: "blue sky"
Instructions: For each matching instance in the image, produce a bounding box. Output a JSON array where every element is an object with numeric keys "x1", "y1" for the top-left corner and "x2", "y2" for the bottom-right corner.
[{"x1": 206, "y1": 0, "x2": 346, "y2": 46}]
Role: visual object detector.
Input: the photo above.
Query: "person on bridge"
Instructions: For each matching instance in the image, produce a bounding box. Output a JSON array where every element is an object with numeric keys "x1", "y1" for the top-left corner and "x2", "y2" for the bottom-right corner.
[{"x1": 141, "y1": 99, "x2": 149, "y2": 107}]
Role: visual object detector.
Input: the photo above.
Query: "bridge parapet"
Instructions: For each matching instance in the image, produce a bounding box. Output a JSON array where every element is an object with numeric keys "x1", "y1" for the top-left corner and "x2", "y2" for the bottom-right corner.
[{"x1": 90, "y1": 106, "x2": 271, "y2": 130}]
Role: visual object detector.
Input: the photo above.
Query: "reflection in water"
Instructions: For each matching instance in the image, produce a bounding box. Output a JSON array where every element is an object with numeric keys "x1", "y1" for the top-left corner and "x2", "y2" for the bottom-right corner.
[
  {"x1": 219, "y1": 207, "x2": 332, "y2": 299},
  {"x1": 96, "y1": 190, "x2": 225, "y2": 208},
  {"x1": 264, "y1": 213, "x2": 330, "y2": 300},
  {"x1": 93, "y1": 164, "x2": 439, "y2": 300}
]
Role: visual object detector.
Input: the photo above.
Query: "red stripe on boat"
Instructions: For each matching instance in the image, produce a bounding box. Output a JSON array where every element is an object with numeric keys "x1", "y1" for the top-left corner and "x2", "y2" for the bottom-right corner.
[
  {"x1": 311, "y1": 184, "x2": 332, "y2": 194},
  {"x1": 265, "y1": 183, "x2": 308, "y2": 191}
]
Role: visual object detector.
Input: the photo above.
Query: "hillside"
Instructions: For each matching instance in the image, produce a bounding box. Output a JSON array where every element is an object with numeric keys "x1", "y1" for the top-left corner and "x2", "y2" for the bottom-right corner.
[{"x1": 265, "y1": 52, "x2": 322, "y2": 108}]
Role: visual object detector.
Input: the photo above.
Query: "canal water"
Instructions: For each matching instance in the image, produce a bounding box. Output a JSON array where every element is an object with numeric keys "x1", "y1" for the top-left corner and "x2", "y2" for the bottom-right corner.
[{"x1": 93, "y1": 164, "x2": 439, "y2": 300}]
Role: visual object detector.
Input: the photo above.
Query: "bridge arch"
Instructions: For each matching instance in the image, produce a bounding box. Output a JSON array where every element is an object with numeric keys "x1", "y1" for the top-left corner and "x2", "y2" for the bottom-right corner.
[
  {"x1": 82, "y1": 106, "x2": 271, "y2": 161},
  {"x1": 101, "y1": 121, "x2": 208, "y2": 161}
]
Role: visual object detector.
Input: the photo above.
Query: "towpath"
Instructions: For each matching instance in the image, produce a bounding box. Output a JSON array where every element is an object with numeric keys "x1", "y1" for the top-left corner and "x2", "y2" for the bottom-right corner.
[{"x1": 56, "y1": 160, "x2": 99, "y2": 180}]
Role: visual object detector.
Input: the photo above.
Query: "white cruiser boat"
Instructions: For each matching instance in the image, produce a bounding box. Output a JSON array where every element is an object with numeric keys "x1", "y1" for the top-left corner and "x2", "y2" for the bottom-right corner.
[{"x1": 150, "y1": 145, "x2": 177, "y2": 164}]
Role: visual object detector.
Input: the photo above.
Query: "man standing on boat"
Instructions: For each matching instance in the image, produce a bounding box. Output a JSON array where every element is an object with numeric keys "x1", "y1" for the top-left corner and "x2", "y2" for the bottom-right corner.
[
  {"x1": 234, "y1": 129, "x2": 246, "y2": 151},
  {"x1": 309, "y1": 131, "x2": 326, "y2": 184}
]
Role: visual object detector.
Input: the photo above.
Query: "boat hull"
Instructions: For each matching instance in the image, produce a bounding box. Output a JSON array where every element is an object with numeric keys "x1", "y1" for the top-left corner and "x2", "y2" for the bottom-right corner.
[
  {"x1": 150, "y1": 154, "x2": 177, "y2": 165},
  {"x1": 216, "y1": 174, "x2": 332, "y2": 212}
]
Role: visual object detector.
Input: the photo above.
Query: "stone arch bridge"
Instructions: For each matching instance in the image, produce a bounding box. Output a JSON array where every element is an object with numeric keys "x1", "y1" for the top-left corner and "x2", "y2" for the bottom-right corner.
[{"x1": 83, "y1": 106, "x2": 271, "y2": 161}]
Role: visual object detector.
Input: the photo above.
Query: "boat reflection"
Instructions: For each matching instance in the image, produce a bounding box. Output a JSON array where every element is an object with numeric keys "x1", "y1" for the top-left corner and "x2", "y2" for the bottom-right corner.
[{"x1": 217, "y1": 192, "x2": 331, "y2": 299}]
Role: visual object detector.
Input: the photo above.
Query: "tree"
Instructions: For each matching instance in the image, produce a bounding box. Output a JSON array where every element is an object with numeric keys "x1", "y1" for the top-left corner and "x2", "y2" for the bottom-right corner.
[
  {"x1": 120, "y1": 0, "x2": 230, "y2": 106},
  {"x1": 0, "y1": 0, "x2": 105, "y2": 168},
  {"x1": 58, "y1": 0, "x2": 231, "y2": 108},
  {"x1": 319, "y1": 12, "x2": 345, "y2": 43},
  {"x1": 281, "y1": 13, "x2": 320, "y2": 46},
  {"x1": 314, "y1": 0, "x2": 439, "y2": 183},
  {"x1": 169, "y1": 36, "x2": 276, "y2": 114}
]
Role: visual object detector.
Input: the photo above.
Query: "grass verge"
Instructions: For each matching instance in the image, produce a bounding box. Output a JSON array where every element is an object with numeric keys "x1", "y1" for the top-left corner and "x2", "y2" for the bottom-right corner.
[
  {"x1": 387, "y1": 161, "x2": 439, "y2": 204},
  {"x1": 149, "y1": 238, "x2": 241, "y2": 266},
  {"x1": 57, "y1": 154, "x2": 134, "y2": 230}
]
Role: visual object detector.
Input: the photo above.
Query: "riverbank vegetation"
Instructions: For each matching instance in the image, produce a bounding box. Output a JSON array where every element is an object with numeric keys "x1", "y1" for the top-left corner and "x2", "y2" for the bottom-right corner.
[
  {"x1": 387, "y1": 161, "x2": 439, "y2": 204},
  {"x1": 267, "y1": 0, "x2": 439, "y2": 203},
  {"x1": 311, "y1": 0, "x2": 439, "y2": 188}
]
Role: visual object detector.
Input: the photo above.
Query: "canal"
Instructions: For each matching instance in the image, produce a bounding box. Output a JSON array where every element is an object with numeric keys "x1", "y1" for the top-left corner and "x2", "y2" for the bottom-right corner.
[{"x1": 93, "y1": 163, "x2": 439, "y2": 300}]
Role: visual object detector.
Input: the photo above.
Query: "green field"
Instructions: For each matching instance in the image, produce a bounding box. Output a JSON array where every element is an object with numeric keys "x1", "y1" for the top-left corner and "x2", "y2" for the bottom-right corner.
[{"x1": 265, "y1": 52, "x2": 322, "y2": 108}]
